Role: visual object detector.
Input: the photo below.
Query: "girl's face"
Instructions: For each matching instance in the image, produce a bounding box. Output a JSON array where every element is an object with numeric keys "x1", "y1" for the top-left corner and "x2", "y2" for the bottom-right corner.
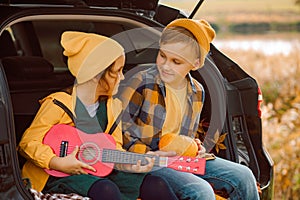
[
  {"x1": 156, "y1": 42, "x2": 199, "y2": 89},
  {"x1": 110, "y1": 55, "x2": 125, "y2": 95},
  {"x1": 97, "y1": 54, "x2": 125, "y2": 96}
]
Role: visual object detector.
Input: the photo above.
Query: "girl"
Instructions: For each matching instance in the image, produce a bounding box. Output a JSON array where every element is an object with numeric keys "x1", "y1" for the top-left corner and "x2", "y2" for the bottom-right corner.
[{"x1": 18, "y1": 31, "x2": 177, "y2": 200}]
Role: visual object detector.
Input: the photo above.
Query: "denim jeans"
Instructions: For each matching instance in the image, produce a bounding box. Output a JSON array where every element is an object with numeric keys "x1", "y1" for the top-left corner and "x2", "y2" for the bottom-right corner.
[{"x1": 151, "y1": 157, "x2": 260, "y2": 200}]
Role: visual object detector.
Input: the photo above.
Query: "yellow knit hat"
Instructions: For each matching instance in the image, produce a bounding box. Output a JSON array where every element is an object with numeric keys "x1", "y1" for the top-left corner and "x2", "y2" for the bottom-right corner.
[
  {"x1": 165, "y1": 18, "x2": 216, "y2": 68},
  {"x1": 61, "y1": 31, "x2": 124, "y2": 84}
]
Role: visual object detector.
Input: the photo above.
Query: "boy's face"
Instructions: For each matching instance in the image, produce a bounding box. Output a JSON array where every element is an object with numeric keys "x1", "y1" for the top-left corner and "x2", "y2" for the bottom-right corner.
[{"x1": 156, "y1": 42, "x2": 200, "y2": 89}]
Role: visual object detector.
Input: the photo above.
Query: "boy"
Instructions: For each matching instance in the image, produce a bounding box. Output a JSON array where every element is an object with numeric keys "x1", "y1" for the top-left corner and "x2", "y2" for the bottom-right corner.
[{"x1": 119, "y1": 19, "x2": 260, "y2": 200}]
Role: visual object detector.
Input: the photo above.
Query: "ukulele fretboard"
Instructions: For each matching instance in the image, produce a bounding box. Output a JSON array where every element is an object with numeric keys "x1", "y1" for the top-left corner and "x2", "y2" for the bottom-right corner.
[{"x1": 101, "y1": 149, "x2": 162, "y2": 166}]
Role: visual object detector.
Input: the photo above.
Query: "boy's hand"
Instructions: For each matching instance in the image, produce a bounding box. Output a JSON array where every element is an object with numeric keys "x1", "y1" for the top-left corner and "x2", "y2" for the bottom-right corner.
[
  {"x1": 116, "y1": 150, "x2": 176, "y2": 173},
  {"x1": 148, "y1": 150, "x2": 177, "y2": 157},
  {"x1": 49, "y1": 146, "x2": 96, "y2": 175},
  {"x1": 117, "y1": 156, "x2": 155, "y2": 173},
  {"x1": 194, "y1": 138, "x2": 206, "y2": 157}
]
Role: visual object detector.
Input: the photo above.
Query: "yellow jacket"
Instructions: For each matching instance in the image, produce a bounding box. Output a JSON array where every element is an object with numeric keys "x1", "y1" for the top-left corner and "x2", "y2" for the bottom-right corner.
[{"x1": 18, "y1": 91, "x2": 123, "y2": 191}]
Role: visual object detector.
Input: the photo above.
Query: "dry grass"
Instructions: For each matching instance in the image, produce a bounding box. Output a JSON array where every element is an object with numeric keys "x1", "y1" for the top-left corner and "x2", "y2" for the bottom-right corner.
[
  {"x1": 199, "y1": 0, "x2": 300, "y2": 23},
  {"x1": 218, "y1": 38, "x2": 300, "y2": 200},
  {"x1": 161, "y1": 0, "x2": 300, "y2": 23}
]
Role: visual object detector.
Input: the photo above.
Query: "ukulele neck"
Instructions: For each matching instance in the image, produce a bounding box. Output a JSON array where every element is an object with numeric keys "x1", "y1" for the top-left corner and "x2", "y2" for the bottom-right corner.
[{"x1": 101, "y1": 149, "x2": 167, "y2": 167}]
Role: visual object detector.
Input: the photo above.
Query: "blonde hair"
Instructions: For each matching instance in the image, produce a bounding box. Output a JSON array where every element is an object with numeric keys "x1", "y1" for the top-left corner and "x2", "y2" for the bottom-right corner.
[{"x1": 160, "y1": 26, "x2": 200, "y2": 59}]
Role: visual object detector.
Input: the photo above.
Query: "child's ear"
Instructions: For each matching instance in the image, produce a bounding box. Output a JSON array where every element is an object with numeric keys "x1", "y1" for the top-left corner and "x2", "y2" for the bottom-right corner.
[{"x1": 192, "y1": 58, "x2": 201, "y2": 70}]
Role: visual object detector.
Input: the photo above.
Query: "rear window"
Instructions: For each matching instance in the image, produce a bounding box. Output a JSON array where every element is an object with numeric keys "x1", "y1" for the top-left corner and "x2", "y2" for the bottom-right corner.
[{"x1": 7, "y1": 19, "x2": 161, "y2": 72}]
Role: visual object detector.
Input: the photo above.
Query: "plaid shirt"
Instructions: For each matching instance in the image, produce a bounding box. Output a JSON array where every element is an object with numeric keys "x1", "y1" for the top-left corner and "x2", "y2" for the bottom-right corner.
[{"x1": 119, "y1": 65, "x2": 204, "y2": 153}]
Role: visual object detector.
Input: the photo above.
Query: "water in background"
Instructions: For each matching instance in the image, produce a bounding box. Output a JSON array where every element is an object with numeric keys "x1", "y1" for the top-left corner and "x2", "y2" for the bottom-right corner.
[{"x1": 213, "y1": 33, "x2": 300, "y2": 56}]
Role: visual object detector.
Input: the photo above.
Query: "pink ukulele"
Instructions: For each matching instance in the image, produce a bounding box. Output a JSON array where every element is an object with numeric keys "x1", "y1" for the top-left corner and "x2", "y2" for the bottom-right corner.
[{"x1": 43, "y1": 124, "x2": 206, "y2": 177}]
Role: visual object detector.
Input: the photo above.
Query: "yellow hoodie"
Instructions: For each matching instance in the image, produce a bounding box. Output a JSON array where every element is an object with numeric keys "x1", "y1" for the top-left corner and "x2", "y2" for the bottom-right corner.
[{"x1": 18, "y1": 91, "x2": 123, "y2": 191}]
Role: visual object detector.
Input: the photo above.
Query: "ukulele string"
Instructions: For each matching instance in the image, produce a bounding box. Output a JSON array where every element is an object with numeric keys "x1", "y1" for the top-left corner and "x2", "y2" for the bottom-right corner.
[
  {"x1": 50, "y1": 144, "x2": 163, "y2": 164},
  {"x1": 51, "y1": 143, "x2": 195, "y2": 163},
  {"x1": 50, "y1": 144, "x2": 104, "y2": 155}
]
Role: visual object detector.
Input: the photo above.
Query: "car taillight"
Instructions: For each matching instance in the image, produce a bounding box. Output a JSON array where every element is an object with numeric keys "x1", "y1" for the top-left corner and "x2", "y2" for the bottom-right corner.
[{"x1": 257, "y1": 87, "x2": 263, "y2": 118}]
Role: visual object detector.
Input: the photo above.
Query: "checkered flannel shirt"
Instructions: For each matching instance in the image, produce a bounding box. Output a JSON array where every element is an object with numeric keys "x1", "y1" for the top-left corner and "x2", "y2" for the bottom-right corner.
[{"x1": 119, "y1": 65, "x2": 204, "y2": 153}]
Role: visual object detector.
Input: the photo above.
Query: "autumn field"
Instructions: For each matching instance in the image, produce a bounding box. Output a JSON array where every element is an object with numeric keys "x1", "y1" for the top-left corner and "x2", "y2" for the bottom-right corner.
[
  {"x1": 161, "y1": 0, "x2": 300, "y2": 199},
  {"x1": 162, "y1": 0, "x2": 300, "y2": 38},
  {"x1": 207, "y1": 1, "x2": 300, "y2": 199},
  {"x1": 161, "y1": 0, "x2": 300, "y2": 24},
  {"x1": 202, "y1": 1, "x2": 300, "y2": 199},
  {"x1": 198, "y1": 0, "x2": 300, "y2": 24},
  {"x1": 217, "y1": 39, "x2": 300, "y2": 199}
]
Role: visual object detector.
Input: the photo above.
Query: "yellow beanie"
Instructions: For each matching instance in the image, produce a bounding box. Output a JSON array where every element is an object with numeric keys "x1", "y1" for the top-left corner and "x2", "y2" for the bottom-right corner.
[
  {"x1": 61, "y1": 31, "x2": 124, "y2": 84},
  {"x1": 166, "y1": 19, "x2": 216, "y2": 68}
]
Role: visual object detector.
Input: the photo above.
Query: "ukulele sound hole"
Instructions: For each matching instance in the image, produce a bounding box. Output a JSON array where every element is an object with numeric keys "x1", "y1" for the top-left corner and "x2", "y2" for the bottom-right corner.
[{"x1": 78, "y1": 142, "x2": 100, "y2": 165}]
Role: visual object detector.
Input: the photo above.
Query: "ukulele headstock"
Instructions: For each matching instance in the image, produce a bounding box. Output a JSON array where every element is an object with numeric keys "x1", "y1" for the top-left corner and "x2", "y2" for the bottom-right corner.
[{"x1": 165, "y1": 156, "x2": 206, "y2": 175}]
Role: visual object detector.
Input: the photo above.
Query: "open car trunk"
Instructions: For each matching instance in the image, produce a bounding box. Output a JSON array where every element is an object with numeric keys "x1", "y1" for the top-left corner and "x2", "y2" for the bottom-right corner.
[{"x1": 0, "y1": 1, "x2": 274, "y2": 199}]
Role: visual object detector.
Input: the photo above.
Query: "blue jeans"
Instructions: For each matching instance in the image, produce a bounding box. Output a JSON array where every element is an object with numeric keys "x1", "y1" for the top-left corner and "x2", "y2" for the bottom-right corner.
[{"x1": 151, "y1": 157, "x2": 259, "y2": 200}]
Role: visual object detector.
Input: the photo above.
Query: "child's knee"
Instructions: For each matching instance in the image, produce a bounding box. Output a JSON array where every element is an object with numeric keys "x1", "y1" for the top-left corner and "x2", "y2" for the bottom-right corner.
[{"x1": 178, "y1": 182, "x2": 215, "y2": 200}]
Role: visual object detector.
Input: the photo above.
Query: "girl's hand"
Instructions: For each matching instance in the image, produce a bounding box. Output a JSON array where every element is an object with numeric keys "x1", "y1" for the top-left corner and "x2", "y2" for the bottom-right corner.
[{"x1": 49, "y1": 146, "x2": 96, "y2": 175}]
